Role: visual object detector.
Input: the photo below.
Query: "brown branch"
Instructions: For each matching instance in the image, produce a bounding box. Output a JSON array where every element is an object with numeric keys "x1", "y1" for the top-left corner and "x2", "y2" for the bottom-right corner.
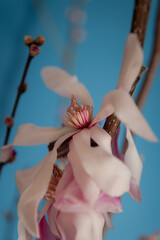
[
  {"x1": 103, "y1": 0, "x2": 151, "y2": 141},
  {"x1": 0, "y1": 35, "x2": 45, "y2": 174},
  {"x1": 123, "y1": 0, "x2": 160, "y2": 154},
  {"x1": 136, "y1": 1, "x2": 160, "y2": 109}
]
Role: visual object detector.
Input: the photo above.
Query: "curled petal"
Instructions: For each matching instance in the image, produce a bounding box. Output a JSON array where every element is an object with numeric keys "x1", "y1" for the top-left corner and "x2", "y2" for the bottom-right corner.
[
  {"x1": 18, "y1": 151, "x2": 57, "y2": 238},
  {"x1": 0, "y1": 144, "x2": 16, "y2": 163},
  {"x1": 16, "y1": 155, "x2": 47, "y2": 195},
  {"x1": 129, "y1": 177, "x2": 141, "y2": 202},
  {"x1": 18, "y1": 220, "x2": 32, "y2": 240},
  {"x1": 95, "y1": 191, "x2": 122, "y2": 213},
  {"x1": 102, "y1": 213, "x2": 114, "y2": 229},
  {"x1": 41, "y1": 67, "x2": 93, "y2": 106},
  {"x1": 69, "y1": 129, "x2": 131, "y2": 197},
  {"x1": 111, "y1": 128, "x2": 124, "y2": 161},
  {"x1": 55, "y1": 164, "x2": 88, "y2": 213},
  {"x1": 125, "y1": 128, "x2": 142, "y2": 185},
  {"x1": 89, "y1": 126, "x2": 112, "y2": 154},
  {"x1": 117, "y1": 33, "x2": 143, "y2": 92},
  {"x1": 13, "y1": 124, "x2": 73, "y2": 146},
  {"x1": 18, "y1": 131, "x2": 75, "y2": 238},
  {"x1": 47, "y1": 205, "x2": 61, "y2": 239},
  {"x1": 56, "y1": 210, "x2": 105, "y2": 240},
  {"x1": 92, "y1": 90, "x2": 157, "y2": 142},
  {"x1": 55, "y1": 164, "x2": 122, "y2": 213}
]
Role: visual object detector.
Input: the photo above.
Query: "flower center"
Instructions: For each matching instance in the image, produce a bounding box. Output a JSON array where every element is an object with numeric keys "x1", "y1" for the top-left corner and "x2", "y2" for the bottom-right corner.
[
  {"x1": 44, "y1": 164, "x2": 63, "y2": 201},
  {"x1": 63, "y1": 96, "x2": 93, "y2": 129}
]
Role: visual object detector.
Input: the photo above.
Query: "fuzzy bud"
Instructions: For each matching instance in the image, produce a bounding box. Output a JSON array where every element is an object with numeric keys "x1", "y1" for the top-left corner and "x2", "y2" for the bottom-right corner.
[
  {"x1": 4, "y1": 116, "x2": 14, "y2": 127},
  {"x1": 24, "y1": 35, "x2": 34, "y2": 46},
  {"x1": 36, "y1": 35, "x2": 46, "y2": 46},
  {"x1": 29, "y1": 44, "x2": 40, "y2": 57},
  {"x1": 18, "y1": 82, "x2": 28, "y2": 93}
]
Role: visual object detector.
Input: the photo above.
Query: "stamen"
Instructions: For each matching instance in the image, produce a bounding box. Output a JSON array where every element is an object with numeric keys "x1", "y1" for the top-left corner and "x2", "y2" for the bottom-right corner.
[
  {"x1": 63, "y1": 96, "x2": 93, "y2": 129},
  {"x1": 44, "y1": 164, "x2": 63, "y2": 201}
]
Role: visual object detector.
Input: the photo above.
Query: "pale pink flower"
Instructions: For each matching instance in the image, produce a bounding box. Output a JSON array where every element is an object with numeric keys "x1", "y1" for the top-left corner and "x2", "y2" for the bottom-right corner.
[{"x1": 1, "y1": 33, "x2": 157, "y2": 239}]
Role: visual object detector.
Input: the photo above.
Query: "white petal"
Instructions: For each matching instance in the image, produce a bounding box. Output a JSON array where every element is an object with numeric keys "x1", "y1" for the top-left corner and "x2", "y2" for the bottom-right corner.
[
  {"x1": 69, "y1": 129, "x2": 131, "y2": 197},
  {"x1": 92, "y1": 89, "x2": 157, "y2": 142},
  {"x1": 41, "y1": 66, "x2": 93, "y2": 106},
  {"x1": 39, "y1": 200, "x2": 53, "y2": 222},
  {"x1": 18, "y1": 131, "x2": 76, "y2": 238},
  {"x1": 16, "y1": 156, "x2": 47, "y2": 195},
  {"x1": 89, "y1": 126, "x2": 112, "y2": 153},
  {"x1": 47, "y1": 205, "x2": 61, "y2": 239},
  {"x1": 125, "y1": 128, "x2": 142, "y2": 185},
  {"x1": 13, "y1": 123, "x2": 73, "y2": 146},
  {"x1": 117, "y1": 33, "x2": 143, "y2": 92},
  {"x1": 56, "y1": 210, "x2": 104, "y2": 240},
  {"x1": 18, "y1": 220, "x2": 32, "y2": 240}
]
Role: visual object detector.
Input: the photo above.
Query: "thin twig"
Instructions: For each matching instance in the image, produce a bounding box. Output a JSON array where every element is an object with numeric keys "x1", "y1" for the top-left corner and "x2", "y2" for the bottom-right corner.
[
  {"x1": 3, "y1": 55, "x2": 32, "y2": 145},
  {"x1": 0, "y1": 35, "x2": 45, "y2": 173},
  {"x1": 136, "y1": 1, "x2": 160, "y2": 109}
]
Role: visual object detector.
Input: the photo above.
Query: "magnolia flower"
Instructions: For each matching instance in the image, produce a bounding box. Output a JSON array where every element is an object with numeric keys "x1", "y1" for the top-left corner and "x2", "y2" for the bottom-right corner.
[{"x1": 1, "y1": 33, "x2": 157, "y2": 239}]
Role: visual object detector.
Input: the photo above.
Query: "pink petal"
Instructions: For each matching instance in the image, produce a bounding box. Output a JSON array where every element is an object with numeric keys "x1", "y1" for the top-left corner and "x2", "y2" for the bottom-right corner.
[
  {"x1": 13, "y1": 124, "x2": 73, "y2": 146},
  {"x1": 92, "y1": 90, "x2": 157, "y2": 142},
  {"x1": 18, "y1": 131, "x2": 76, "y2": 238},
  {"x1": 56, "y1": 210, "x2": 105, "y2": 240},
  {"x1": 129, "y1": 177, "x2": 141, "y2": 202},
  {"x1": 41, "y1": 67, "x2": 93, "y2": 106},
  {"x1": 125, "y1": 128, "x2": 142, "y2": 185},
  {"x1": 55, "y1": 163, "x2": 122, "y2": 214},
  {"x1": 69, "y1": 129, "x2": 131, "y2": 197},
  {"x1": 117, "y1": 33, "x2": 143, "y2": 92},
  {"x1": 68, "y1": 137, "x2": 100, "y2": 203},
  {"x1": 36, "y1": 216, "x2": 59, "y2": 240},
  {"x1": 0, "y1": 144, "x2": 15, "y2": 163},
  {"x1": 18, "y1": 220, "x2": 32, "y2": 240},
  {"x1": 102, "y1": 213, "x2": 114, "y2": 229},
  {"x1": 95, "y1": 191, "x2": 122, "y2": 213},
  {"x1": 55, "y1": 163, "x2": 88, "y2": 213}
]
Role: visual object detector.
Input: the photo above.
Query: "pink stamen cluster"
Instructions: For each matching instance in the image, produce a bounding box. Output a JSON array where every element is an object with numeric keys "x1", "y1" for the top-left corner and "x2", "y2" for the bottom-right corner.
[
  {"x1": 63, "y1": 96, "x2": 93, "y2": 129},
  {"x1": 44, "y1": 165, "x2": 63, "y2": 201}
]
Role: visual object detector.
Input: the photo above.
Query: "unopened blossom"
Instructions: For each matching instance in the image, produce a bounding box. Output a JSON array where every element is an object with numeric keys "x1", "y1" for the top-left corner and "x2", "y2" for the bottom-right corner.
[{"x1": 1, "y1": 33, "x2": 157, "y2": 239}]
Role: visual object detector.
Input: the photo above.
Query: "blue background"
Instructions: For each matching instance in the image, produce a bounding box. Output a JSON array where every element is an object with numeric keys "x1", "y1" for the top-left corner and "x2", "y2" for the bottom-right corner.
[{"x1": 0, "y1": 0, "x2": 159, "y2": 239}]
